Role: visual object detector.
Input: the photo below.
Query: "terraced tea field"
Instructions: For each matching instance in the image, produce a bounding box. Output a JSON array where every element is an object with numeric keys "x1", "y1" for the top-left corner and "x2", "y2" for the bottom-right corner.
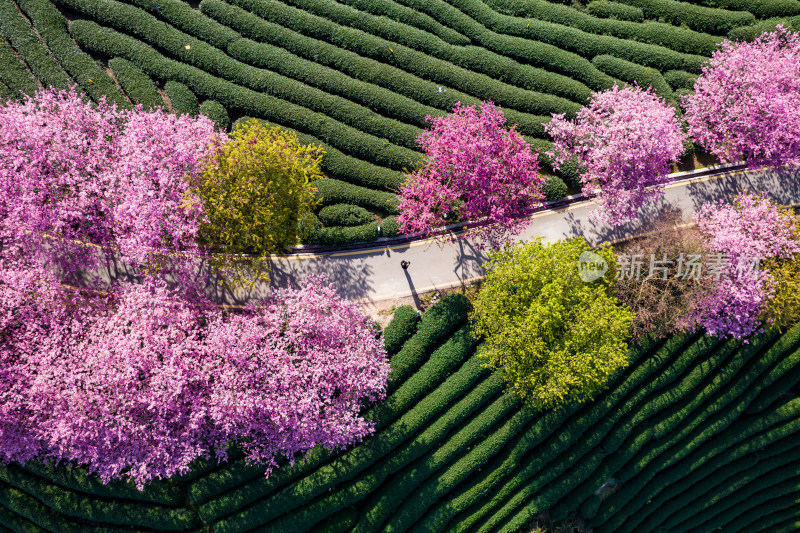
[
  {"x1": 2, "y1": 0, "x2": 799, "y2": 244},
  {"x1": 1, "y1": 295, "x2": 800, "y2": 532}
]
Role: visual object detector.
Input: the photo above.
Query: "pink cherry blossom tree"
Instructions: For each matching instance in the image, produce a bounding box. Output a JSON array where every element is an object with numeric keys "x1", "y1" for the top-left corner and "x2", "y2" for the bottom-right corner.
[
  {"x1": 545, "y1": 84, "x2": 686, "y2": 225},
  {"x1": 398, "y1": 101, "x2": 544, "y2": 247},
  {"x1": 682, "y1": 25, "x2": 800, "y2": 169},
  {"x1": 0, "y1": 87, "x2": 391, "y2": 489},
  {"x1": 690, "y1": 192, "x2": 799, "y2": 339}
]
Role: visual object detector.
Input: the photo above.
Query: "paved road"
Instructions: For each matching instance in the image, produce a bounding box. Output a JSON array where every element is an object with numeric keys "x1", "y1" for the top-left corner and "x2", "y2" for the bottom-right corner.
[
  {"x1": 190, "y1": 166, "x2": 794, "y2": 306},
  {"x1": 90, "y1": 166, "x2": 799, "y2": 306}
]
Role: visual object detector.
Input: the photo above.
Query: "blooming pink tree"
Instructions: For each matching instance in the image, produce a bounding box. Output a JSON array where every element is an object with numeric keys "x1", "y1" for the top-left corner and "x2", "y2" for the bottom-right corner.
[
  {"x1": 691, "y1": 192, "x2": 799, "y2": 339},
  {"x1": 398, "y1": 101, "x2": 544, "y2": 247},
  {"x1": 0, "y1": 87, "x2": 391, "y2": 489},
  {"x1": 545, "y1": 84, "x2": 686, "y2": 225},
  {"x1": 683, "y1": 26, "x2": 800, "y2": 169},
  {"x1": 0, "y1": 86, "x2": 222, "y2": 275}
]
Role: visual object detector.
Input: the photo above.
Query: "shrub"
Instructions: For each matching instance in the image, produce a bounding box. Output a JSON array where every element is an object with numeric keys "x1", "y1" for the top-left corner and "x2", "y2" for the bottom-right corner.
[
  {"x1": 546, "y1": 83, "x2": 686, "y2": 225},
  {"x1": 700, "y1": 0, "x2": 800, "y2": 19},
  {"x1": 763, "y1": 254, "x2": 800, "y2": 331},
  {"x1": 0, "y1": 38, "x2": 38, "y2": 99},
  {"x1": 199, "y1": 99, "x2": 229, "y2": 131},
  {"x1": 612, "y1": 0, "x2": 755, "y2": 35},
  {"x1": 591, "y1": 54, "x2": 675, "y2": 102},
  {"x1": 304, "y1": 217, "x2": 400, "y2": 246},
  {"x1": 109, "y1": 57, "x2": 163, "y2": 110},
  {"x1": 663, "y1": 68, "x2": 698, "y2": 90},
  {"x1": 0, "y1": 0, "x2": 70, "y2": 90},
  {"x1": 683, "y1": 25, "x2": 800, "y2": 169},
  {"x1": 195, "y1": 118, "x2": 323, "y2": 259},
  {"x1": 398, "y1": 102, "x2": 545, "y2": 247},
  {"x1": 312, "y1": 178, "x2": 400, "y2": 214},
  {"x1": 318, "y1": 204, "x2": 375, "y2": 227},
  {"x1": 727, "y1": 17, "x2": 798, "y2": 41},
  {"x1": 543, "y1": 175, "x2": 568, "y2": 201},
  {"x1": 382, "y1": 305, "x2": 420, "y2": 354},
  {"x1": 165, "y1": 80, "x2": 198, "y2": 116},
  {"x1": 16, "y1": 0, "x2": 127, "y2": 108},
  {"x1": 586, "y1": 1, "x2": 645, "y2": 21},
  {"x1": 471, "y1": 238, "x2": 633, "y2": 410}
]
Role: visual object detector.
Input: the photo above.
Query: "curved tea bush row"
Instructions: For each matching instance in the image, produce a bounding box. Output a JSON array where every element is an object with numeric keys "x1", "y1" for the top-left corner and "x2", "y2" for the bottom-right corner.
[
  {"x1": 108, "y1": 57, "x2": 163, "y2": 110},
  {"x1": 15, "y1": 0, "x2": 127, "y2": 107},
  {"x1": 54, "y1": 0, "x2": 425, "y2": 154},
  {"x1": 0, "y1": 303, "x2": 798, "y2": 532},
  {"x1": 317, "y1": 204, "x2": 375, "y2": 227},
  {"x1": 682, "y1": 0, "x2": 800, "y2": 19},
  {"x1": 481, "y1": 0, "x2": 721, "y2": 55},
  {"x1": 586, "y1": 0, "x2": 645, "y2": 21},
  {"x1": 0, "y1": 40, "x2": 38, "y2": 98},
  {"x1": 591, "y1": 54, "x2": 674, "y2": 101},
  {"x1": 612, "y1": 0, "x2": 756, "y2": 34},
  {"x1": 223, "y1": 0, "x2": 595, "y2": 109},
  {"x1": 0, "y1": 0, "x2": 70, "y2": 91},
  {"x1": 67, "y1": 20, "x2": 420, "y2": 172},
  {"x1": 164, "y1": 80, "x2": 198, "y2": 116},
  {"x1": 199, "y1": 99, "x2": 229, "y2": 130}
]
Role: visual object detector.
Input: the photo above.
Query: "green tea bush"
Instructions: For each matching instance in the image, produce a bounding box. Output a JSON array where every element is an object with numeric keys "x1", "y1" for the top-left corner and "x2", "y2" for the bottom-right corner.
[
  {"x1": 203, "y1": 0, "x2": 587, "y2": 120},
  {"x1": 305, "y1": 217, "x2": 400, "y2": 246},
  {"x1": 198, "y1": 99, "x2": 229, "y2": 130},
  {"x1": 543, "y1": 175, "x2": 568, "y2": 201},
  {"x1": 109, "y1": 57, "x2": 163, "y2": 110},
  {"x1": 483, "y1": 0, "x2": 721, "y2": 56},
  {"x1": 612, "y1": 0, "x2": 755, "y2": 34},
  {"x1": 591, "y1": 54, "x2": 674, "y2": 101},
  {"x1": 382, "y1": 305, "x2": 420, "y2": 354},
  {"x1": 67, "y1": 21, "x2": 418, "y2": 171},
  {"x1": 0, "y1": 39, "x2": 38, "y2": 98},
  {"x1": 586, "y1": 1, "x2": 645, "y2": 21},
  {"x1": 123, "y1": 0, "x2": 240, "y2": 49},
  {"x1": 0, "y1": 0, "x2": 70, "y2": 90},
  {"x1": 313, "y1": 179, "x2": 400, "y2": 214},
  {"x1": 318, "y1": 203, "x2": 375, "y2": 227},
  {"x1": 663, "y1": 68, "x2": 698, "y2": 90},
  {"x1": 0, "y1": 465, "x2": 198, "y2": 530},
  {"x1": 222, "y1": 0, "x2": 601, "y2": 101},
  {"x1": 19, "y1": 0, "x2": 127, "y2": 107},
  {"x1": 695, "y1": 0, "x2": 800, "y2": 18}
]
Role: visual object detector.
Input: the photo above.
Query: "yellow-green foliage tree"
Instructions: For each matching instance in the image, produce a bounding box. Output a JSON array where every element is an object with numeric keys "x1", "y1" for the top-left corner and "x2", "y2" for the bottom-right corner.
[
  {"x1": 195, "y1": 119, "x2": 323, "y2": 260},
  {"x1": 471, "y1": 237, "x2": 633, "y2": 410}
]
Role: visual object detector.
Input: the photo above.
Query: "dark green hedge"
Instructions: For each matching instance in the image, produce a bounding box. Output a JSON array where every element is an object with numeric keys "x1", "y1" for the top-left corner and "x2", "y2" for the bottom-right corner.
[
  {"x1": 591, "y1": 54, "x2": 674, "y2": 101},
  {"x1": 198, "y1": 99, "x2": 229, "y2": 130},
  {"x1": 109, "y1": 57, "x2": 162, "y2": 110},
  {"x1": 124, "y1": 0, "x2": 240, "y2": 50},
  {"x1": 613, "y1": 0, "x2": 755, "y2": 34},
  {"x1": 0, "y1": 39, "x2": 38, "y2": 98},
  {"x1": 202, "y1": 0, "x2": 578, "y2": 131},
  {"x1": 663, "y1": 68, "x2": 697, "y2": 90},
  {"x1": 67, "y1": 20, "x2": 419, "y2": 172},
  {"x1": 0, "y1": 0, "x2": 71, "y2": 90},
  {"x1": 221, "y1": 0, "x2": 599, "y2": 104},
  {"x1": 695, "y1": 0, "x2": 800, "y2": 18},
  {"x1": 727, "y1": 16, "x2": 798, "y2": 41},
  {"x1": 16, "y1": 0, "x2": 127, "y2": 108},
  {"x1": 318, "y1": 203, "x2": 375, "y2": 227},
  {"x1": 313, "y1": 179, "x2": 399, "y2": 214},
  {"x1": 0, "y1": 80, "x2": 9, "y2": 101},
  {"x1": 383, "y1": 305, "x2": 420, "y2": 354},
  {"x1": 586, "y1": 0, "x2": 645, "y2": 21},
  {"x1": 483, "y1": 0, "x2": 722, "y2": 56},
  {"x1": 543, "y1": 175, "x2": 568, "y2": 201},
  {"x1": 164, "y1": 80, "x2": 198, "y2": 116},
  {"x1": 305, "y1": 217, "x2": 400, "y2": 246},
  {"x1": 400, "y1": 0, "x2": 709, "y2": 73},
  {"x1": 56, "y1": 0, "x2": 425, "y2": 154}
]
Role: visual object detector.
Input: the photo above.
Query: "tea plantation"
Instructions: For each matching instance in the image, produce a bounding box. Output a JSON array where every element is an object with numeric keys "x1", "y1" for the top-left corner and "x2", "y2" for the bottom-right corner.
[
  {"x1": 1, "y1": 294, "x2": 799, "y2": 532},
  {"x1": 2, "y1": 0, "x2": 800, "y2": 243}
]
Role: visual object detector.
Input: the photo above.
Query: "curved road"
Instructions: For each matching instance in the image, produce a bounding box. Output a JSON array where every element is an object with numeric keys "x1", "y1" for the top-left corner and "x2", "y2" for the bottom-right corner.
[{"x1": 186, "y1": 165, "x2": 796, "y2": 306}]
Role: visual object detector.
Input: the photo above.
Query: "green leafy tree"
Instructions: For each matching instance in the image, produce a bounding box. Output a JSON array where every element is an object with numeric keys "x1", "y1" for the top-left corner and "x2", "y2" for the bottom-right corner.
[
  {"x1": 195, "y1": 119, "x2": 323, "y2": 265},
  {"x1": 470, "y1": 238, "x2": 633, "y2": 410}
]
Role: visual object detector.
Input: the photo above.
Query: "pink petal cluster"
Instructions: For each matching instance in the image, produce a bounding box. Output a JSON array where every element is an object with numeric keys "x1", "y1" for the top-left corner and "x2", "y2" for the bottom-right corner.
[
  {"x1": 545, "y1": 84, "x2": 686, "y2": 225},
  {"x1": 691, "y1": 192, "x2": 799, "y2": 339},
  {"x1": 0, "y1": 86, "x2": 222, "y2": 273},
  {"x1": 398, "y1": 101, "x2": 544, "y2": 247},
  {"x1": 683, "y1": 25, "x2": 800, "y2": 169},
  {"x1": 0, "y1": 88, "x2": 390, "y2": 489}
]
